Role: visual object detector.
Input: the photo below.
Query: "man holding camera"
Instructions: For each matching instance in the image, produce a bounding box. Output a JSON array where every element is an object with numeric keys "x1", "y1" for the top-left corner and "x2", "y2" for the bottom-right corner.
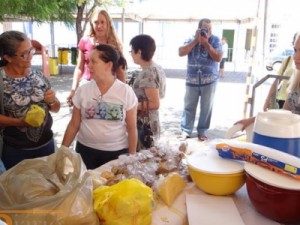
[{"x1": 178, "y1": 18, "x2": 222, "y2": 141}]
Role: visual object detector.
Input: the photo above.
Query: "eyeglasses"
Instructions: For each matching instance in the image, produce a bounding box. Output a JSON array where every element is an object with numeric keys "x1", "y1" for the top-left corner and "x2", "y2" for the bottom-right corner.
[{"x1": 13, "y1": 47, "x2": 36, "y2": 60}]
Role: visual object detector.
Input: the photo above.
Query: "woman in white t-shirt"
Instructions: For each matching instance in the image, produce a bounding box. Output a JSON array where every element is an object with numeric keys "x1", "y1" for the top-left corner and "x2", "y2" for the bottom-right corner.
[{"x1": 62, "y1": 44, "x2": 138, "y2": 169}]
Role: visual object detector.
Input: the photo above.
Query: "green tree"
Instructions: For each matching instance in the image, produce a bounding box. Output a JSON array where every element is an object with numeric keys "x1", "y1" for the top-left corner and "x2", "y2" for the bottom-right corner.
[{"x1": 0, "y1": 0, "x2": 126, "y2": 44}]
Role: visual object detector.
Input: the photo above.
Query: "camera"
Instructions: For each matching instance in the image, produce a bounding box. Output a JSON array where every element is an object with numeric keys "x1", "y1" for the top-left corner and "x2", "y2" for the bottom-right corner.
[{"x1": 200, "y1": 28, "x2": 208, "y2": 37}]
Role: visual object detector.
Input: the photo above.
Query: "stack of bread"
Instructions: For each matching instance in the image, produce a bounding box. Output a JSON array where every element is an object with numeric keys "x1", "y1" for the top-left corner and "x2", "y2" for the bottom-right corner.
[{"x1": 96, "y1": 145, "x2": 190, "y2": 206}]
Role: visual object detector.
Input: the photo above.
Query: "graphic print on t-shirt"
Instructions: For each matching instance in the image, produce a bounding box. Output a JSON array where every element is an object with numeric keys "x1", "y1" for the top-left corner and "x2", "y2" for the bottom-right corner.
[{"x1": 85, "y1": 102, "x2": 123, "y2": 121}]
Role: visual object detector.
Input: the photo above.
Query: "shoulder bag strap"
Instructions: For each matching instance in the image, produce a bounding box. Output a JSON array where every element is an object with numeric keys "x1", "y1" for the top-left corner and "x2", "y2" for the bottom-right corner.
[
  {"x1": 146, "y1": 100, "x2": 150, "y2": 114},
  {"x1": 0, "y1": 69, "x2": 4, "y2": 158},
  {"x1": 141, "y1": 100, "x2": 144, "y2": 119},
  {"x1": 145, "y1": 100, "x2": 151, "y2": 123},
  {"x1": 140, "y1": 100, "x2": 150, "y2": 121},
  {"x1": 281, "y1": 56, "x2": 291, "y2": 75},
  {"x1": 273, "y1": 56, "x2": 291, "y2": 108},
  {"x1": 0, "y1": 69, "x2": 4, "y2": 114}
]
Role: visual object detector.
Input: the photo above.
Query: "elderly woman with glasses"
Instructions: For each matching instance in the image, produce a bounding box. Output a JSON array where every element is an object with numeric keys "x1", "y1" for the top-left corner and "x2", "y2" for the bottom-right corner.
[
  {"x1": 0, "y1": 30, "x2": 61, "y2": 169},
  {"x1": 62, "y1": 44, "x2": 137, "y2": 169}
]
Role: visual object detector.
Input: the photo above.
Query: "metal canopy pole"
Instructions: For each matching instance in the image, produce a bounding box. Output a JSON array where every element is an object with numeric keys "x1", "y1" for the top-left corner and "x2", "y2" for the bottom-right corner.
[
  {"x1": 121, "y1": 8, "x2": 125, "y2": 43},
  {"x1": 262, "y1": 0, "x2": 269, "y2": 65},
  {"x1": 243, "y1": 0, "x2": 263, "y2": 119},
  {"x1": 50, "y1": 21, "x2": 55, "y2": 57}
]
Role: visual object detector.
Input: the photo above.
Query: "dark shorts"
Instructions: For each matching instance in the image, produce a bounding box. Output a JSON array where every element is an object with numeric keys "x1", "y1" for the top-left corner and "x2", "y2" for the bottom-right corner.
[
  {"x1": 75, "y1": 142, "x2": 128, "y2": 169},
  {"x1": 219, "y1": 58, "x2": 227, "y2": 69}
]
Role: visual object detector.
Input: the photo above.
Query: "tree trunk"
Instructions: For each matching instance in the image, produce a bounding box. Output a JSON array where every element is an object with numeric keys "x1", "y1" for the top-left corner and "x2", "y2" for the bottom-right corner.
[
  {"x1": 75, "y1": 3, "x2": 86, "y2": 44},
  {"x1": 75, "y1": 3, "x2": 98, "y2": 45}
]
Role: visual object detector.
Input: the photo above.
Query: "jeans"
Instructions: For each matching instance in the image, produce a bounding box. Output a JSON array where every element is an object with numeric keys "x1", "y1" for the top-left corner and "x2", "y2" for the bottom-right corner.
[
  {"x1": 181, "y1": 82, "x2": 217, "y2": 136},
  {"x1": 2, "y1": 138, "x2": 55, "y2": 170},
  {"x1": 0, "y1": 159, "x2": 6, "y2": 175}
]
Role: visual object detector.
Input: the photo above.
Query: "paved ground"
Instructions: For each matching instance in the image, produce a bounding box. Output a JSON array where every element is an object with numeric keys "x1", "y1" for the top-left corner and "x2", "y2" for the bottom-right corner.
[{"x1": 49, "y1": 65, "x2": 250, "y2": 149}]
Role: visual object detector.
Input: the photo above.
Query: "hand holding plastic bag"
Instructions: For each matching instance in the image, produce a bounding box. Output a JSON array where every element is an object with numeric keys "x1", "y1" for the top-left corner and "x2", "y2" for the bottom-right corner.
[
  {"x1": 24, "y1": 104, "x2": 46, "y2": 127},
  {"x1": 93, "y1": 178, "x2": 153, "y2": 225}
]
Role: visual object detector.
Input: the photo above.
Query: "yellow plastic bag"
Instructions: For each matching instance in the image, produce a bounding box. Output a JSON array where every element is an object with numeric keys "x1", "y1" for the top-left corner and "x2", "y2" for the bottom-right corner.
[
  {"x1": 24, "y1": 104, "x2": 46, "y2": 127},
  {"x1": 93, "y1": 178, "x2": 153, "y2": 225}
]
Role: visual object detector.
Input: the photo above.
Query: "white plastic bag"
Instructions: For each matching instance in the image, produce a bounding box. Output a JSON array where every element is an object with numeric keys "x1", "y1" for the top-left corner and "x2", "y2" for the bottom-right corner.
[{"x1": 0, "y1": 147, "x2": 99, "y2": 225}]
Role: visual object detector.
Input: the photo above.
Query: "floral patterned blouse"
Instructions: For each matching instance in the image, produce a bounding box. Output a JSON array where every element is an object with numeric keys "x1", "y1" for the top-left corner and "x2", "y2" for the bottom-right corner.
[
  {"x1": 132, "y1": 62, "x2": 166, "y2": 139},
  {"x1": 2, "y1": 69, "x2": 53, "y2": 149},
  {"x1": 287, "y1": 89, "x2": 300, "y2": 114}
]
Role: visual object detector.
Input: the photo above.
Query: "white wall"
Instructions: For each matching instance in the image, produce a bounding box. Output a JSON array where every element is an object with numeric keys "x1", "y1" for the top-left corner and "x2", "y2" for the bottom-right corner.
[{"x1": 2, "y1": 20, "x2": 253, "y2": 70}]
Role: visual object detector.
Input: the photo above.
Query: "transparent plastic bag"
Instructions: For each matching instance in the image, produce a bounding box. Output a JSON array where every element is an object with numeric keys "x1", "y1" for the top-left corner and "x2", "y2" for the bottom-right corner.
[{"x1": 0, "y1": 147, "x2": 99, "y2": 225}]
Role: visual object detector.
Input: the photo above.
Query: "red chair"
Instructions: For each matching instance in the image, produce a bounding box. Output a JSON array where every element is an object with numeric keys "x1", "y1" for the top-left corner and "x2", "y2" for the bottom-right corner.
[{"x1": 31, "y1": 40, "x2": 50, "y2": 80}]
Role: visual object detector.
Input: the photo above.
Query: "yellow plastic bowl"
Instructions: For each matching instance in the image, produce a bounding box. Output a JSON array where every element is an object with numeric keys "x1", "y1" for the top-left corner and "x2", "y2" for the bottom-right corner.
[{"x1": 188, "y1": 165, "x2": 245, "y2": 196}]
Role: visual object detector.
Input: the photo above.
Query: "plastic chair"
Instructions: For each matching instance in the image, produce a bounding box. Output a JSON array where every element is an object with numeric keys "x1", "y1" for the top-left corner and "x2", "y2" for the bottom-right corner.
[{"x1": 31, "y1": 40, "x2": 50, "y2": 79}]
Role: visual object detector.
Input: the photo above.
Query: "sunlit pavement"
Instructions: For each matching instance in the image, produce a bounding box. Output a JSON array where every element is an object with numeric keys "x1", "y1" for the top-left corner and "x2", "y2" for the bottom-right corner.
[
  {"x1": 49, "y1": 65, "x2": 267, "y2": 150},
  {"x1": 158, "y1": 70, "x2": 248, "y2": 149}
]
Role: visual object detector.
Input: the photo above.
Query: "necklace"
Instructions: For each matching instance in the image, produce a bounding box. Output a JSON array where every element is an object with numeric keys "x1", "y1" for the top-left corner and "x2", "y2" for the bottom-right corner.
[
  {"x1": 94, "y1": 38, "x2": 100, "y2": 46},
  {"x1": 94, "y1": 37, "x2": 107, "y2": 46}
]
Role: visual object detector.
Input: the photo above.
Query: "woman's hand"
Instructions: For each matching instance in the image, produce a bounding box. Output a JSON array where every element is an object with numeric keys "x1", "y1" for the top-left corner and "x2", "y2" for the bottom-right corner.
[
  {"x1": 44, "y1": 89, "x2": 56, "y2": 105},
  {"x1": 67, "y1": 90, "x2": 75, "y2": 107},
  {"x1": 234, "y1": 117, "x2": 255, "y2": 131},
  {"x1": 263, "y1": 99, "x2": 270, "y2": 112},
  {"x1": 20, "y1": 118, "x2": 30, "y2": 127},
  {"x1": 0, "y1": 114, "x2": 29, "y2": 127},
  {"x1": 44, "y1": 89, "x2": 60, "y2": 112}
]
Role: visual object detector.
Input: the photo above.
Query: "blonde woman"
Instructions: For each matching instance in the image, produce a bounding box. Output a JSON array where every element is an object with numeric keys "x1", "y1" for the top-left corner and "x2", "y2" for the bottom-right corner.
[
  {"x1": 236, "y1": 32, "x2": 300, "y2": 130},
  {"x1": 67, "y1": 8, "x2": 124, "y2": 106},
  {"x1": 283, "y1": 32, "x2": 300, "y2": 114},
  {"x1": 263, "y1": 33, "x2": 296, "y2": 111}
]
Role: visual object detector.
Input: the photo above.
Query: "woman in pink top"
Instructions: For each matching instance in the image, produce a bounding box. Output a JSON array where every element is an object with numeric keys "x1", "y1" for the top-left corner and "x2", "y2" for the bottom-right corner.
[{"x1": 67, "y1": 8, "x2": 125, "y2": 106}]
